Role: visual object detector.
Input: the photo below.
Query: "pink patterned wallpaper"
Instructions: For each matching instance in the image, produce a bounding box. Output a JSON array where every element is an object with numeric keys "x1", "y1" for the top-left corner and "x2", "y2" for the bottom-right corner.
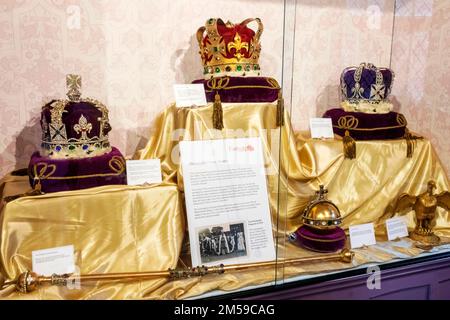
[
  {"x1": 0, "y1": 0, "x2": 284, "y2": 177},
  {"x1": 0, "y1": 0, "x2": 448, "y2": 177}
]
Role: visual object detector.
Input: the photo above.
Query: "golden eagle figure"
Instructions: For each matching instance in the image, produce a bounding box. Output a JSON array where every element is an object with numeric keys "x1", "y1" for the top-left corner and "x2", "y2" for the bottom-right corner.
[{"x1": 386, "y1": 181, "x2": 450, "y2": 245}]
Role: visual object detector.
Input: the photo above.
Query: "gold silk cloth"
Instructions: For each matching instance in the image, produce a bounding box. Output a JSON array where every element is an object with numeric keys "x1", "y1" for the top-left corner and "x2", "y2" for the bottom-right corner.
[
  {"x1": 137, "y1": 103, "x2": 450, "y2": 236},
  {"x1": 0, "y1": 102, "x2": 449, "y2": 299},
  {"x1": 0, "y1": 176, "x2": 185, "y2": 299}
]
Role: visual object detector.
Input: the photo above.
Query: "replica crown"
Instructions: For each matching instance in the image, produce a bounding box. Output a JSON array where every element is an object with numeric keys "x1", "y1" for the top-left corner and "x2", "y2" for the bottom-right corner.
[
  {"x1": 197, "y1": 18, "x2": 263, "y2": 79},
  {"x1": 340, "y1": 62, "x2": 395, "y2": 114},
  {"x1": 40, "y1": 74, "x2": 112, "y2": 159}
]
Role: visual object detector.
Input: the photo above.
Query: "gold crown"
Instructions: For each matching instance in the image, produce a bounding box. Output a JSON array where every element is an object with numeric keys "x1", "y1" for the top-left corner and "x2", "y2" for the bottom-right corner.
[
  {"x1": 302, "y1": 185, "x2": 342, "y2": 230},
  {"x1": 196, "y1": 18, "x2": 263, "y2": 79}
]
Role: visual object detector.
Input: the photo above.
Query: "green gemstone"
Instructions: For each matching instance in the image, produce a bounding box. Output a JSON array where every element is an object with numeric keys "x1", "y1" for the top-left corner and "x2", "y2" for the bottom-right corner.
[
  {"x1": 213, "y1": 47, "x2": 218, "y2": 52},
  {"x1": 245, "y1": 65, "x2": 251, "y2": 71},
  {"x1": 254, "y1": 65, "x2": 258, "y2": 70},
  {"x1": 236, "y1": 65, "x2": 242, "y2": 71},
  {"x1": 68, "y1": 145, "x2": 76, "y2": 151},
  {"x1": 208, "y1": 18, "x2": 213, "y2": 24},
  {"x1": 215, "y1": 67, "x2": 220, "y2": 73}
]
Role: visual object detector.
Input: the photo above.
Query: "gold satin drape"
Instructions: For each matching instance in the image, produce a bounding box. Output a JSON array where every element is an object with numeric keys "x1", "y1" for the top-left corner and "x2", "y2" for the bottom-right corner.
[
  {"x1": 0, "y1": 177, "x2": 185, "y2": 299},
  {"x1": 1, "y1": 102, "x2": 449, "y2": 299}
]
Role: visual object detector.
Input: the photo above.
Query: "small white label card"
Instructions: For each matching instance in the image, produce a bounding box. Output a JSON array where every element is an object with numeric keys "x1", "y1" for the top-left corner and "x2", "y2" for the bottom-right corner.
[
  {"x1": 126, "y1": 159, "x2": 162, "y2": 185},
  {"x1": 309, "y1": 118, "x2": 334, "y2": 139},
  {"x1": 32, "y1": 245, "x2": 75, "y2": 276},
  {"x1": 173, "y1": 84, "x2": 207, "y2": 107},
  {"x1": 349, "y1": 223, "x2": 376, "y2": 249},
  {"x1": 386, "y1": 217, "x2": 409, "y2": 241}
]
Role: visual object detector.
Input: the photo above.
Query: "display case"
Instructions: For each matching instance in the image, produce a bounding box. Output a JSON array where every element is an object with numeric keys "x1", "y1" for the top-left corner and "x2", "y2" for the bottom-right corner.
[{"x1": 0, "y1": 0, "x2": 449, "y2": 300}]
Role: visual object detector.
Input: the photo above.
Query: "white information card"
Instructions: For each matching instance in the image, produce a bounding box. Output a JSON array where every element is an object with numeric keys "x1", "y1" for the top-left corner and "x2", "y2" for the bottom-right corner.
[
  {"x1": 349, "y1": 223, "x2": 376, "y2": 249},
  {"x1": 126, "y1": 159, "x2": 162, "y2": 185},
  {"x1": 386, "y1": 217, "x2": 409, "y2": 241},
  {"x1": 32, "y1": 245, "x2": 75, "y2": 276},
  {"x1": 180, "y1": 137, "x2": 276, "y2": 267},
  {"x1": 309, "y1": 118, "x2": 334, "y2": 139},
  {"x1": 174, "y1": 84, "x2": 207, "y2": 107}
]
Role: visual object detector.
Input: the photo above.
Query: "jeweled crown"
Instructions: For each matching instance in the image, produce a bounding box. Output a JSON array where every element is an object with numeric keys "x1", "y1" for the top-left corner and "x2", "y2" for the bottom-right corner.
[
  {"x1": 197, "y1": 18, "x2": 263, "y2": 79},
  {"x1": 340, "y1": 63, "x2": 395, "y2": 113},
  {"x1": 40, "y1": 75, "x2": 112, "y2": 159}
]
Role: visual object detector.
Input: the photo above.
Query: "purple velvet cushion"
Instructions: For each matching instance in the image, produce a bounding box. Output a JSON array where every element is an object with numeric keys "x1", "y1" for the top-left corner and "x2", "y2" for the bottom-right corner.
[
  {"x1": 28, "y1": 146, "x2": 127, "y2": 193},
  {"x1": 192, "y1": 76, "x2": 279, "y2": 103},
  {"x1": 294, "y1": 225, "x2": 346, "y2": 253},
  {"x1": 323, "y1": 108, "x2": 407, "y2": 140}
]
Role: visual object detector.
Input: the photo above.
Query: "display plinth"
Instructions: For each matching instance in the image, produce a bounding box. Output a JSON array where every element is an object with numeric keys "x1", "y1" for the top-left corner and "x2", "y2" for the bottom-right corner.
[
  {"x1": 0, "y1": 177, "x2": 184, "y2": 299},
  {"x1": 138, "y1": 103, "x2": 450, "y2": 235}
]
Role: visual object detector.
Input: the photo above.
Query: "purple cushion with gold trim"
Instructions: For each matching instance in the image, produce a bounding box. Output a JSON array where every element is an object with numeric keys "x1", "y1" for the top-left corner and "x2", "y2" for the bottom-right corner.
[
  {"x1": 28, "y1": 147, "x2": 127, "y2": 193},
  {"x1": 323, "y1": 108, "x2": 407, "y2": 140},
  {"x1": 192, "y1": 76, "x2": 279, "y2": 103},
  {"x1": 293, "y1": 225, "x2": 346, "y2": 253}
]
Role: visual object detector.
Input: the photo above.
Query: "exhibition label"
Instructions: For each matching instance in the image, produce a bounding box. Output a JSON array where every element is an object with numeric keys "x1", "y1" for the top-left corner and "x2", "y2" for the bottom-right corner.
[
  {"x1": 32, "y1": 245, "x2": 75, "y2": 276},
  {"x1": 179, "y1": 137, "x2": 276, "y2": 267},
  {"x1": 174, "y1": 84, "x2": 207, "y2": 107},
  {"x1": 386, "y1": 217, "x2": 409, "y2": 241},
  {"x1": 349, "y1": 223, "x2": 376, "y2": 249},
  {"x1": 126, "y1": 159, "x2": 163, "y2": 185},
  {"x1": 309, "y1": 118, "x2": 334, "y2": 139}
]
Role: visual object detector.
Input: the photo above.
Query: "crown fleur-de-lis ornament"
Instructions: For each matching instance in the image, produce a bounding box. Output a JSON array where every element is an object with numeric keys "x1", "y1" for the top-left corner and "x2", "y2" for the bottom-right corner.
[{"x1": 386, "y1": 181, "x2": 450, "y2": 245}]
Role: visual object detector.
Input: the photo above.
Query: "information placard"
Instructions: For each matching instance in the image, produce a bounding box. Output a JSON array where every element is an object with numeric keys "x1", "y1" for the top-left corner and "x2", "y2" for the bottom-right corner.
[{"x1": 180, "y1": 138, "x2": 276, "y2": 267}]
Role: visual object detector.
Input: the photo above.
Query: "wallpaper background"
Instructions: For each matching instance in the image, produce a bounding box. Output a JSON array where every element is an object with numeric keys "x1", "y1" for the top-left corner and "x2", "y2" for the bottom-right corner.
[{"x1": 0, "y1": 0, "x2": 448, "y2": 177}]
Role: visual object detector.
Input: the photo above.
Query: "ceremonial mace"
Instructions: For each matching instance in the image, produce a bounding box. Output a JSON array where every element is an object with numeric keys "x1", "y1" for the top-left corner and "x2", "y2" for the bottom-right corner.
[{"x1": 1, "y1": 249, "x2": 354, "y2": 293}]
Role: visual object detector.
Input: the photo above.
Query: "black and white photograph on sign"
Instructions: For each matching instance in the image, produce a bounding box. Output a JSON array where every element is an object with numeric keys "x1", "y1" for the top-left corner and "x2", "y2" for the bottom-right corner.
[{"x1": 198, "y1": 222, "x2": 247, "y2": 264}]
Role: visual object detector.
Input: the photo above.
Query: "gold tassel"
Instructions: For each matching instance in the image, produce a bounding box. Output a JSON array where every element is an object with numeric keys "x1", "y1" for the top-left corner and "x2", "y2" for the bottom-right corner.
[
  {"x1": 4, "y1": 180, "x2": 42, "y2": 203},
  {"x1": 213, "y1": 92, "x2": 224, "y2": 130},
  {"x1": 276, "y1": 90, "x2": 284, "y2": 127},
  {"x1": 343, "y1": 130, "x2": 356, "y2": 159},
  {"x1": 404, "y1": 128, "x2": 422, "y2": 158}
]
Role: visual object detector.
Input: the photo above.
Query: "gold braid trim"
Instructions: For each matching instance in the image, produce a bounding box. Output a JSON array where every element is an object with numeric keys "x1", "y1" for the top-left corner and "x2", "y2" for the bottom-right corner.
[{"x1": 33, "y1": 156, "x2": 125, "y2": 181}]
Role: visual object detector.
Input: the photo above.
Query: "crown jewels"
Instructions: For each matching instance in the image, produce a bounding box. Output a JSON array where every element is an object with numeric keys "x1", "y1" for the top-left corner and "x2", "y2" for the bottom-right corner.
[
  {"x1": 40, "y1": 75, "x2": 112, "y2": 159},
  {"x1": 340, "y1": 62, "x2": 395, "y2": 114},
  {"x1": 197, "y1": 18, "x2": 263, "y2": 79}
]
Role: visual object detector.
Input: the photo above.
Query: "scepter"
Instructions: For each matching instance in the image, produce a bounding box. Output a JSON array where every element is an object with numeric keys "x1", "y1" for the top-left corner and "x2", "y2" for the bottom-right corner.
[{"x1": 2, "y1": 249, "x2": 354, "y2": 293}]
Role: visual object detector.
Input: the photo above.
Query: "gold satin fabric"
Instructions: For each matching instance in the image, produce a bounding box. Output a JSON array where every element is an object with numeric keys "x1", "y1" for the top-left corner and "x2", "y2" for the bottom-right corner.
[
  {"x1": 138, "y1": 103, "x2": 450, "y2": 236},
  {"x1": 0, "y1": 175, "x2": 185, "y2": 299},
  {"x1": 1, "y1": 102, "x2": 449, "y2": 299}
]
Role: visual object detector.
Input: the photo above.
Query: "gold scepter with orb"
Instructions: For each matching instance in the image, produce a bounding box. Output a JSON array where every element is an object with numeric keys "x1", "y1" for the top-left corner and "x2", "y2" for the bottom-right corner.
[{"x1": 1, "y1": 248, "x2": 354, "y2": 293}]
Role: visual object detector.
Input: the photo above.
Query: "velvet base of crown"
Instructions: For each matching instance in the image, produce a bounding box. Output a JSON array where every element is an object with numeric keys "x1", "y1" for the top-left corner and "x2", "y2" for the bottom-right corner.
[
  {"x1": 28, "y1": 146, "x2": 127, "y2": 193},
  {"x1": 323, "y1": 108, "x2": 407, "y2": 140},
  {"x1": 292, "y1": 225, "x2": 346, "y2": 253},
  {"x1": 192, "y1": 76, "x2": 279, "y2": 103}
]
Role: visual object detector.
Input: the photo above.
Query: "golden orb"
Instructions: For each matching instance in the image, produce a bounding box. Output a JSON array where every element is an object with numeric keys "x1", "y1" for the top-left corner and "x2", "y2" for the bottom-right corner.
[{"x1": 302, "y1": 185, "x2": 342, "y2": 230}]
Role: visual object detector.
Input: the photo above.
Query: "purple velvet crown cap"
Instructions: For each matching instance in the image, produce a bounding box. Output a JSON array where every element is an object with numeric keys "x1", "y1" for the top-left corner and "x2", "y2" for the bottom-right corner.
[
  {"x1": 40, "y1": 74, "x2": 112, "y2": 159},
  {"x1": 41, "y1": 99, "x2": 111, "y2": 144},
  {"x1": 341, "y1": 62, "x2": 394, "y2": 103}
]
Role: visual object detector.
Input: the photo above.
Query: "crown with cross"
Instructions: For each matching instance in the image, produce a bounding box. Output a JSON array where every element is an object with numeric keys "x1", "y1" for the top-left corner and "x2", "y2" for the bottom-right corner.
[
  {"x1": 40, "y1": 74, "x2": 112, "y2": 159},
  {"x1": 197, "y1": 18, "x2": 263, "y2": 79},
  {"x1": 340, "y1": 62, "x2": 395, "y2": 104}
]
